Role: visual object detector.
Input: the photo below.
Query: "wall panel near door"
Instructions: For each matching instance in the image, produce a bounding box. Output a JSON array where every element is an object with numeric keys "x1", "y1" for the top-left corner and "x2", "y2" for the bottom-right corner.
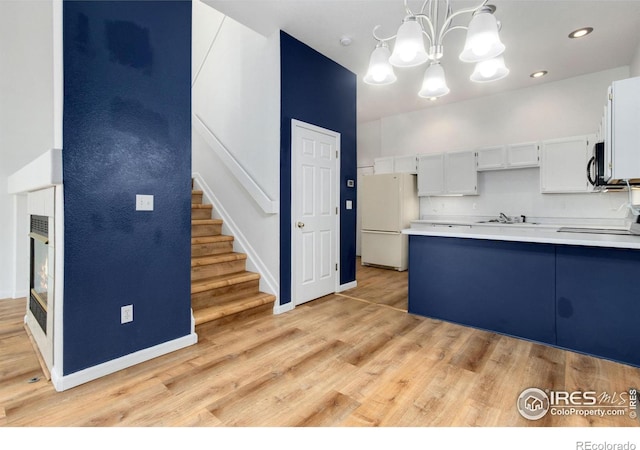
[{"x1": 62, "y1": 1, "x2": 192, "y2": 375}]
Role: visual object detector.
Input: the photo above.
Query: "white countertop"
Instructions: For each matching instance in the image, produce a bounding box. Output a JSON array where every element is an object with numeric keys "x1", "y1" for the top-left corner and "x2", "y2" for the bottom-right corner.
[{"x1": 405, "y1": 219, "x2": 640, "y2": 250}]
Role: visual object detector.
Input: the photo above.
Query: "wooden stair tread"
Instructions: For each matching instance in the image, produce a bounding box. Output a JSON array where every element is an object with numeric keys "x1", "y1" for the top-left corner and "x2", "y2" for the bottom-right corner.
[
  {"x1": 192, "y1": 219, "x2": 223, "y2": 225},
  {"x1": 191, "y1": 271, "x2": 261, "y2": 294},
  {"x1": 191, "y1": 235, "x2": 234, "y2": 245},
  {"x1": 193, "y1": 293, "x2": 276, "y2": 326},
  {"x1": 190, "y1": 187, "x2": 273, "y2": 329},
  {"x1": 191, "y1": 252, "x2": 247, "y2": 267}
]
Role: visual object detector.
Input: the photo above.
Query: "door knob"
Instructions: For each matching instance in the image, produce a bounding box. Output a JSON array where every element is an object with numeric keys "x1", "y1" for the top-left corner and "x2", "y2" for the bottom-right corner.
[{"x1": 297, "y1": 221, "x2": 305, "y2": 228}]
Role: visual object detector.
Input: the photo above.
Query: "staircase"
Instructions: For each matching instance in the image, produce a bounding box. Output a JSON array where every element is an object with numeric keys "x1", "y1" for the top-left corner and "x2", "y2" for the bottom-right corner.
[{"x1": 191, "y1": 187, "x2": 276, "y2": 329}]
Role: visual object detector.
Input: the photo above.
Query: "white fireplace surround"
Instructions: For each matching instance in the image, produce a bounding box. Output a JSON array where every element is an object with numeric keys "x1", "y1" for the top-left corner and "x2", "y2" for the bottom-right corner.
[{"x1": 8, "y1": 148, "x2": 64, "y2": 383}]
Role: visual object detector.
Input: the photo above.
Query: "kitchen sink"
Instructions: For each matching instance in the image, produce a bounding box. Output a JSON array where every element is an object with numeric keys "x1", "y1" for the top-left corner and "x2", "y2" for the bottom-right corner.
[{"x1": 475, "y1": 220, "x2": 539, "y2": 225}]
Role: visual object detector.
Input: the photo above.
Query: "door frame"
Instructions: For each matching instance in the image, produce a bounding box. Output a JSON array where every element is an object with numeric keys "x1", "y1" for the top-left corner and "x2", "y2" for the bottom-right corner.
[{"x1": 290, "y1": 119, "x2": 341, "y2": 306}]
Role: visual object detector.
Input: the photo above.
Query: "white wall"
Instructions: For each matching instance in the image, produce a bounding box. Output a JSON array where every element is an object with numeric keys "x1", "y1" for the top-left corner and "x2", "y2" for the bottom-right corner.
[
  {"x1": 631, "y1": 40, "x2": 640, "y2": 77},
  {"x1": 0, "y1": 1, "x2": 55, "y2": 299},
  {"x1": 358, "y1": 66, "x2": 633, "y2": 223},
  {"x1": 357, "y1": 120, "x2": 381, "y2": 169},
  {"x1": 192, "y1": 1, "x2": 280, "y2": 296},
  {"x1": 377, "y1": 67, "x2": 629, "y2": 156}
]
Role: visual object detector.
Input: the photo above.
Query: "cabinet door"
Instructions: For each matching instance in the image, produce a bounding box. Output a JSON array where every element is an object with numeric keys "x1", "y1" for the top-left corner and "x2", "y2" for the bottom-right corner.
[
  {"x1": 507, "y1": 142, "x2": 539, "y2": 168},
  {"x1": 540, "y1": 135, "x2": 591, "y2": 193},
  {"x1": 417, "y1": 153, "x2": 445, "y2": 196},
  {"x1": 409, "y1": 236, "x2": 556, "y2": 345},
  {"x1": 373, "y1": 157, "x2": 394, "y2": 174},
  {"x1": 476, "y1": 146, "x2": 506, "y2": 171},
  {"x1": 445, "y1": 150, "x2": 478, "y2": 195},
  {"x1": 393, "y1": 155, "x2": 418, "y2": 174},
  {"x1": 556, "y1": 246, "x2": 640, "y2": 367}
]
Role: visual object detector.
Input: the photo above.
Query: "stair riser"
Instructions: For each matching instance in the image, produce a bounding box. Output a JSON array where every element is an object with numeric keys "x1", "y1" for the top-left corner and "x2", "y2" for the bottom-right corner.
[
  {"x1": 192, "y1": 241, "x2": 234, "y2": 258},
  {"x1": 191, "y1": 259, "x2": 246, "y2": 281},
  {"x1": 192, "y1": 192, "x2": 203, "y2": 204},
  {"x1": 195, "y1": 303, "x2": 273, "y2": 332},
  {"x1": 191, "y1": 208, "x2": 213, "y2": 220},
  {"x1": 192, "y1": 224, "x2": 222, "y2": 237},
  {"x1": 191, "y1": 280, "x2": 260, "y2": 310}
]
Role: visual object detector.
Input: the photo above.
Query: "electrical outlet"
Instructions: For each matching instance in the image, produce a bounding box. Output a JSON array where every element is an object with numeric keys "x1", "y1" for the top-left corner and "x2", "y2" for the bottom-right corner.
[
  {"x1": 121, "y1": 304, "x2": 133, "y2": 324},
  {"x1": 136, "y1": 194, "x2": 154, "y2": 211}
]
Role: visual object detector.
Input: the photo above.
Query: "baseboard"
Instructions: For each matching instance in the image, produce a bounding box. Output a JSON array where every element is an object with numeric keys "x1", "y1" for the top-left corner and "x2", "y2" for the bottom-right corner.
[
  {"x1": 273, "y1": 301, "x2": 295, "y2": 315},
  {"x1": 337, "y1": 281, "x2": 357, "y2": 292},
  {"x1": 12, "y1": 289, "x2": 28, "y2": 299},
  {"x1": 51, "y1": 333, "x2": 198, "y2": 392},
  {"x1": 0, "y1": 290, "x2": 12, "y2": 300}
]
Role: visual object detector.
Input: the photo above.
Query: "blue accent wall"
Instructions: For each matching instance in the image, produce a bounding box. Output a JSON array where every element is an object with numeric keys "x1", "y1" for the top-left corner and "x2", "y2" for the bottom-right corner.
[
  {"x1": 280, "y1": 31, "x2": 357, "y2": 304},
  {"x1": 62, "y1": 1, "x2": 192, "y2": 374}
]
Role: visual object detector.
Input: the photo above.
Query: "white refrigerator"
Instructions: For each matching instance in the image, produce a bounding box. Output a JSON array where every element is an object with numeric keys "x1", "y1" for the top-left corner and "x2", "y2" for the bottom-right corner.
[{"x1": 360, "y1": 173, "x2": 419, "y2": 271}]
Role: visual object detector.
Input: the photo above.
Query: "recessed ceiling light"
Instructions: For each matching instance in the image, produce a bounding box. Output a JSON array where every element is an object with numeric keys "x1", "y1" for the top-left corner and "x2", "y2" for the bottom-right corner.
[
  {"x1": 530, "y1": 71, "x2": 548, "y2": 79},
  {"x1": 568, "y1": 27, "x2": 593, "y2": 39},
  {"x1": 339, "y1": 36, "x2": 352, "y2": 47}
]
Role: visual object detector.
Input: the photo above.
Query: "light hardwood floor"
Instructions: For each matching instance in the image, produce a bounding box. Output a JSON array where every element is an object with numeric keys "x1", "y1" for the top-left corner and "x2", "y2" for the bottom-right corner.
[{"x1": 1, "y1": 261, "x2": 639, "y2": 427}]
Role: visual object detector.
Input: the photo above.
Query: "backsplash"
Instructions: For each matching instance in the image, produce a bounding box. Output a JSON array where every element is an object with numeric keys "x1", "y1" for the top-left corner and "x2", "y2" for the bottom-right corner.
[{"x1": 419, "y1": 167, "x2": 631, "y2": 225}]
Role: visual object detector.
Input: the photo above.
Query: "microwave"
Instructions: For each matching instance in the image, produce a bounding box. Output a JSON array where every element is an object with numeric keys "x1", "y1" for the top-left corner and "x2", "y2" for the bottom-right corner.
[
  {"x1": 587, "y1": 141, "x2": 632, "y2": 190},
  {"x1": 589, "y1": 77, "x2": 640, "y2": 188},
  {"x1": 587, "y1": 141, "x2": 607, "y2": 187}
]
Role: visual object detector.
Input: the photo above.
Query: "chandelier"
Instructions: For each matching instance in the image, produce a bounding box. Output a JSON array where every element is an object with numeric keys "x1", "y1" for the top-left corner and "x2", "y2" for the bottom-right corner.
[{"x1": 364, "y1": 0, "x2": 509, "y2": 99}]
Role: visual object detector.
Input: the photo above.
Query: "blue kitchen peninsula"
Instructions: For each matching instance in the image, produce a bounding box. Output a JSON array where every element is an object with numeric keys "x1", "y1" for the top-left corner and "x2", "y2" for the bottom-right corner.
[{"x1": 405, "y1": 225, "x2": 640, "y2": 368}]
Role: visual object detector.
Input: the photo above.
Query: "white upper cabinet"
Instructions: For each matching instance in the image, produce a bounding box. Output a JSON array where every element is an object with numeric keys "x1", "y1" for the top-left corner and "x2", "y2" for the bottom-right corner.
[
  {"x1": 393, "y1": 155, "x2": 418, "y2": 174},
  {"x1": 373, "y1": 155, "x2": 418, "y2": 174},
  {"x1": 507, "y1": 142, "x2": 540, "y2": 168},
  {"x1": 417, "y1": 150, "x2": 477, "y2": 196},
  {"x1": 373, "y1": 157, "x2": 394, "y2": 174},
  {"x1": 417, "y1": 153, "x2": 445, "y2": 196},
  {"x1": 477, "y1": 145, "x2": 507, "y2": 171},
  {"x1": 540, "y1": 135, "x2": 593, "y2": 193},
  {"x1": 477, "y1": 142, "x2": 539, "y2": 171},
  {"x1": 445, "y1": 150, "x2": 478, "y2": 195}
]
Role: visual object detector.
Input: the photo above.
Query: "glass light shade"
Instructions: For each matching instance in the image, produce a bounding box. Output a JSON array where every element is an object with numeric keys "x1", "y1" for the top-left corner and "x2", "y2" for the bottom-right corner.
[
  {"x1": 459, "y1": 11, "x2": 505, "y2": 63},
  {"x1": 363, "y1": 43, "x2": 397, "y2": 85},
  {"x1": 470, "y1": 56, "x2": 510, "y2": 82},
  {"x1": 418, "y1": 63, "x2": 450, "y2": 98},
  {"x1": 389, "y1": 18, "x2": 429, "y2": 67}
]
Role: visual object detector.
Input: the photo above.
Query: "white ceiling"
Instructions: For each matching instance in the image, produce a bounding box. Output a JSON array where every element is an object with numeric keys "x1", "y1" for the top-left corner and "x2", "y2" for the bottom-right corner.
[{"x1": 204, "y1": 0, "x2": 640, "y2": 123}]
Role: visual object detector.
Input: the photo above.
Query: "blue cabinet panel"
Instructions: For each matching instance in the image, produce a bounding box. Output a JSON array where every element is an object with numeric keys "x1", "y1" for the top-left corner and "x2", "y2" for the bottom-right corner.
[
  {"x1": 556, "y1": 246, "x2": 640, "y2": 367},
  {"x1": 408, "y1": 235, "x2": 556, "y2": 344}
]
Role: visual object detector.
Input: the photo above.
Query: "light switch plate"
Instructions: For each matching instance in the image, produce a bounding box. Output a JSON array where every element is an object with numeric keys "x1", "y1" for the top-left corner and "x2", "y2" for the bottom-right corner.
[
  {"x1": 136, "y1": 194, "x2": 154, "y2": 211},
  {"x1": 121, "y1": 304, "x2": 133, "y2": 324},
  {"x1": 346, "y1": 200, "x2": 353, "y2": 210}
]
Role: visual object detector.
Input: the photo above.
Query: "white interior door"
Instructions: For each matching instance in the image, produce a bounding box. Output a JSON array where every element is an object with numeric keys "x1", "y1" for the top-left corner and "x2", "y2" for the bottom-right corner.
[{"x1": 291, "y1": 120, "x2": 339, "y2": 306}]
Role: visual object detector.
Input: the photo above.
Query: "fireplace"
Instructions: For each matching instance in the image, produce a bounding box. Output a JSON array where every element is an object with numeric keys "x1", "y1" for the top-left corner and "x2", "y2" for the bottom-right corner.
[
  {"x1": 29, "y1": 215, "x2": 50, "y2": 334},
  {"x1": 9, "y1": 149, "x2": 62, "y2": 385},
  {"x1": 23, "y1": 185, "x2": 58, "y2": 374}
]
